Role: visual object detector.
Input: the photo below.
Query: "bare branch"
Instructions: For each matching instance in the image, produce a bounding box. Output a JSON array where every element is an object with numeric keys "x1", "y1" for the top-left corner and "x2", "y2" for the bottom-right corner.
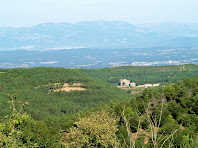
[
  {"x1": 160, "y1": 126, "x2": 180, "y2": 148},
  {"x1": 132, "y1": 119, "x2": 141, "y2": 148},
  {"x1": 122, "y1": 105, "x2": 131, "y2": 147}
]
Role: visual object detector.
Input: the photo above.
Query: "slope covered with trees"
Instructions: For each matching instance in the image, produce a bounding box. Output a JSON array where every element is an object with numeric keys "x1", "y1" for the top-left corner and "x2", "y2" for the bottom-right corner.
[
  {"x1": 65, "y1": 74, "x2": 198, "y2": 147},
  {"x1": 0, "y1": 67, "x2": 131, "y2": 129},
  {"x1": 81, "y1": 64, "x2": 198, "y2": 85},
  {"x1": 1, "y1": 67, "x2": 198, "y2": 147}
]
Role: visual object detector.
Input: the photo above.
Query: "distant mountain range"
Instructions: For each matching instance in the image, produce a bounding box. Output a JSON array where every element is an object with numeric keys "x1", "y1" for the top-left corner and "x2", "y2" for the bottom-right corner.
[{"x1": 1, "y1": 21, "x2": 198, "y2": 50}]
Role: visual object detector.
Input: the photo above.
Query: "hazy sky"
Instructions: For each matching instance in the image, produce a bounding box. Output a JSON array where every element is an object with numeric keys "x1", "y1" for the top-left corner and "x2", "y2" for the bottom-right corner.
[{"x1": 1, "y1": 0, "x2": 198, "y2": 27}]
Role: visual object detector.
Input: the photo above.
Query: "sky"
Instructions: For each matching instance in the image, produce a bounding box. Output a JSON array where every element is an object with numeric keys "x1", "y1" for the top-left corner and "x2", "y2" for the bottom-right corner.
[{"x1": 0, "y1": 0, "x2": 198, "y2": 27}]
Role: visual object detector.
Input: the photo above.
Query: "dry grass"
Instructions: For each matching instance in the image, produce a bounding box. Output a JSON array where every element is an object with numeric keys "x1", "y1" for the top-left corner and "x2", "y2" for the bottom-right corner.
[
  {"x1": 35, "y1": 83, "x2": 86, "y2": 93},
  {"x1": 52, "y1": 83, "x2": 86, "y2": 92}
]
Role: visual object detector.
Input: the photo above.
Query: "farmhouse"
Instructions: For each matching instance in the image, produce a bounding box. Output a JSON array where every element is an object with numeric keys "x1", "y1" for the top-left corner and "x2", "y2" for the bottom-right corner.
[
  {"x1": 119, "y1": 79, "x2": 136, "y2": 87},
  {"x1": 119, "y1": 79, "x2": 160, "y2": 88},
  {"x1": 144, "y1": 83, "x2": 153, "y2": 88},
  {"x1": 153, "y1": 83, "x2": 160, "y2": 87},
  {"x1": 143, "y1": 83, "x2": 160, "y2": 88}
]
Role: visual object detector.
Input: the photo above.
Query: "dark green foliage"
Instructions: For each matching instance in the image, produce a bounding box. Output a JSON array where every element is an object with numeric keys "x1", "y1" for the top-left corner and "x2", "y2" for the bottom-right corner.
[{"x1": 108, "y1": 74, "x2": 198, "y2": 147}]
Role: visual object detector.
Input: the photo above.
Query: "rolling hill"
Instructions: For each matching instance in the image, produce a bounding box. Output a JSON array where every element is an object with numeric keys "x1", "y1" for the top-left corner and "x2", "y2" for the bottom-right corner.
[{"x1": 0, "y1": 67, "x2": 131, "y2": 128}]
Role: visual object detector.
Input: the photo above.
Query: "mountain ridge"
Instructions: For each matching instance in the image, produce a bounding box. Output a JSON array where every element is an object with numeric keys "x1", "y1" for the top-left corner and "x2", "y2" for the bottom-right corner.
[{"x1": 1, "y1": 21, "x2": 198, "y2": 50}]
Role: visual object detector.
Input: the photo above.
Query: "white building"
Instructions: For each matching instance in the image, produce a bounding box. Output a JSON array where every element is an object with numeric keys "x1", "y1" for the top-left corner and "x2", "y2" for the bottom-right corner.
[
  {"x1": 153, "y1": 83, "x2": 160, "y2": 87},
  {"x1": 144, "y1": 83, "x2": 153, "y2": 88},
  {"x1": 119, "y1": 79, "x2": 136, "y2": 87}
]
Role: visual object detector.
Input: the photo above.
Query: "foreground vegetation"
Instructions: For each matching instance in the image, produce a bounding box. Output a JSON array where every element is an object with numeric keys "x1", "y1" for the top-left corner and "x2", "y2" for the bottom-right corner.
[{"x1": 1, "y1": 66, "x2": 198, "y2": 147}]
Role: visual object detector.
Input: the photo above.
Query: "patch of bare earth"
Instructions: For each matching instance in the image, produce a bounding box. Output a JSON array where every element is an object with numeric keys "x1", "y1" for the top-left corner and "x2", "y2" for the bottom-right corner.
[
  {"x1": 131, "y1": 129, "x2": 150, "y2": 144},
  {"x1": 53, "y1": 83, "x2": 86, "y2": 92}
]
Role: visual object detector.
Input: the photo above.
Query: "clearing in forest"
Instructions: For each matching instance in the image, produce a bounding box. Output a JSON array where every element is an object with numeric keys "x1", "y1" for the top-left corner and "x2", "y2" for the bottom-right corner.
[{"x1": 52, "y1": 83, "x2": 86, "y2": 92}]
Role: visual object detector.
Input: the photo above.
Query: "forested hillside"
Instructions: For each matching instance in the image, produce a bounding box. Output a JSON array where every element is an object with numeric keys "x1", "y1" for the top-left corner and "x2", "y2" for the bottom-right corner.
[
  {"x1": 81, "y1": 64, "x2": 198, "y2": 85},
  {"x1": 65, "y1": 74, "x2": 198, "y2": 147},
  {"x1": 1, "y1": 67, "x2": 198, "y2": 147},
  {"x1": 0, "y1": 67, "x2": 131, "y2": 128}
]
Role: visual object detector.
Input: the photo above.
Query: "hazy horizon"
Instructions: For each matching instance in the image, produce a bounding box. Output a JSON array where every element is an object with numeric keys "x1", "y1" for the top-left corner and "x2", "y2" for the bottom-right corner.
[
  {"x1": 2, "y1": 20, "x2": 198, "y2": 29},
  {"x1": 1, "y1": 0, "x2": 198, "y2": 27}
]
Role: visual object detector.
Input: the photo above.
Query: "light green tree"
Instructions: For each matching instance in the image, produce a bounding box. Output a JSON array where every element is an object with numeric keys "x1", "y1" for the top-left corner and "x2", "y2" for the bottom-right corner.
[{"x1": 62, "y1": 111, "x2": 119, "y2": 148}]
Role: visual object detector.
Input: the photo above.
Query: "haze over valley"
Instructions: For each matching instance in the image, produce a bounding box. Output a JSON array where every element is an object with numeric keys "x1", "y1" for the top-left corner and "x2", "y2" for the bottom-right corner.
[
  {"x1": 1, "y1": 21, "x2": 198, "y2": 68},
  {"x1": 0, "y1": 47, "x2": 198, "y2": 68}
]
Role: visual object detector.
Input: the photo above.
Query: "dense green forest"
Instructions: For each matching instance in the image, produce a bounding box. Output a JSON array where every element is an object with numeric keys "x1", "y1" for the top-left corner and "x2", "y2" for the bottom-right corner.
[
  {"x1": 1, "y1": 66, "x2": 198, "y2": 147},
  {"x1": 0, "y1": 67, "x2": 131, "y2": 129},
  {"x1": 81, "y1": 64, "x2": 198, "y2": 85},
  {"x1": 62, "y1": 74, "x2": 198, "y2": 147}
]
